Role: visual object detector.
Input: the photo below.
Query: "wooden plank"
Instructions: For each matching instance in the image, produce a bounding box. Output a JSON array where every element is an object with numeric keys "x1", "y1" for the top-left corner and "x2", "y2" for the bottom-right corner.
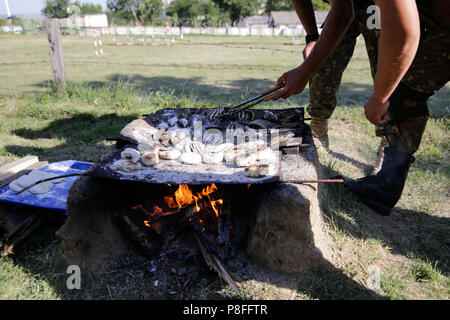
[
  {"x1": 0, "y1": 161, "x2": 48, "y2": 188},
  {"x1": 46, "y1": 19, "x2": 66, "y2": 91},
  {"x1": 1, "y1": 212, "x2": 47, "y2": 257},
  {"x1": 0, "y1": 214, "x2": 16, "y2": 233},
  {"x1": 0, "y1": 203, "x2": 32, "y2": 233},
  {"x1": 191, "y1": 224, "x2": 243, "y2": 298},
  {"x1": 0, "y1": 156, "x2": 39, "y2": 183}
]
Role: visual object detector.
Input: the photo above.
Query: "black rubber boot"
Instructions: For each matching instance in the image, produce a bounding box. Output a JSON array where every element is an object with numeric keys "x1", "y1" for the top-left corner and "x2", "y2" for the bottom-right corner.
[{"x1": 339, "y1": 145, "x2": 415, "y2": 216}]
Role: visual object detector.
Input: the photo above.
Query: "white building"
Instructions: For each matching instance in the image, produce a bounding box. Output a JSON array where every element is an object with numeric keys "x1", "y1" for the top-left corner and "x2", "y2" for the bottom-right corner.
[{"x1": 71, "y1": 14, "x2": 109, "y2": 28}]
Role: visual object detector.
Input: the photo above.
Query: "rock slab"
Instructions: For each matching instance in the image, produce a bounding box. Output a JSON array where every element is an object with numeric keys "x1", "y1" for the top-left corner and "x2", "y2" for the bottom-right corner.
[{"x1": 247, "y1": 145, "x2": 334, "y2": 273}]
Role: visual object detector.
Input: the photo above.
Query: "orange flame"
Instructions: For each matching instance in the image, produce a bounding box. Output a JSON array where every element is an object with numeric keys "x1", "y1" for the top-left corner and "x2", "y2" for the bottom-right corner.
[
  {"x1": 137, "y1": 184, "x2": 223, "y2": 220},
  {"x1": 211, "y1": 199, "x2": 223, "y2": 217}
]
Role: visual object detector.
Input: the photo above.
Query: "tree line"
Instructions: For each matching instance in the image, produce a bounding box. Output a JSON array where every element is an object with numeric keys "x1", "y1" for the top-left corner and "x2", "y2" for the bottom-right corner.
[{"x1": 42, "y1": 0, "x2": 330, "y2": 26}]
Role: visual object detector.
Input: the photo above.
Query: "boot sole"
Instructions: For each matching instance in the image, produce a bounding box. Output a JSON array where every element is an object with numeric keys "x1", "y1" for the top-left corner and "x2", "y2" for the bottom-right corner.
[{"x1": 352, "y1": 192, "x2": 392, "y2": 216}]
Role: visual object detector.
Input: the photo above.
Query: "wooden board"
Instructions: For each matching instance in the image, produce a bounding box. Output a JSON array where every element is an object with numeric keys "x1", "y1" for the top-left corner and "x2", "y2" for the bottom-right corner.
[
  {"x1": 0, "y1": 156, "x2": 39, "y2": 183},
  {"x1": 0, "y1": 159, "x2": 48, "y2": 235}
]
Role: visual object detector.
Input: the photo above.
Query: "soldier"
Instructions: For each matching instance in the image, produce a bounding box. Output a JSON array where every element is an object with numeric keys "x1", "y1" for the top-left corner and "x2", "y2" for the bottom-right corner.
[
  {"x1": 270, "y1": 0, "x2": 450, "y2": 216},
  {"x1": 293, "y1": 0, "x2": 382, "y2": 154},
  {"x1": 343, "y1": 0, "x2": 450, "y2": 215}
]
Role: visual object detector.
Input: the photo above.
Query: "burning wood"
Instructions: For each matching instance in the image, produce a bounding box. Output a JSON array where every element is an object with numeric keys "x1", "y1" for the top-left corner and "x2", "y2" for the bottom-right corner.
[
  {"x1": 133, "y1": 183, "x2": 225, "y2": 235},
  {"x1": 128, "y1": 182, "x2": 247, "y2": 297},
  {"x1": 191, "y1": 222, "x2": 243, "y2": 298}
]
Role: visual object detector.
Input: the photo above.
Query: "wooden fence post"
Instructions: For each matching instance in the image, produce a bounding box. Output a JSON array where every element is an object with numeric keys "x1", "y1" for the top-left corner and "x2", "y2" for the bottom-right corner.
[{"x1": 46, "y1": 19, "x2": 66, "y2": 91}]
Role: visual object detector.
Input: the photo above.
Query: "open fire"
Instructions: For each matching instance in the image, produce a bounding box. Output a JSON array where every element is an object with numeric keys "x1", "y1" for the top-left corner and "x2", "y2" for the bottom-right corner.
[
  {"x1": 127, "y1": 183, "x2": 252, "y2": 297},
  {"x1": 132, "y1": 183, "x2": 227, "y2": 235}
]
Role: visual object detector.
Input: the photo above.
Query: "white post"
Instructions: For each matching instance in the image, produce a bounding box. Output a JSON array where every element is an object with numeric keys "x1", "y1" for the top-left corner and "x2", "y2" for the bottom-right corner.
[
  {"x1": 4, "y1": 0, "x2": 11, "y2": 18},
  {"x1": 93, "y1": 36, "x2": 98, "y2": 56},
  {"x1": 99, "y1": 36, "x2": 103, "y2": 55},
  {"x1": 93, "y1": 30, "x2": 103, "y2": 56}
]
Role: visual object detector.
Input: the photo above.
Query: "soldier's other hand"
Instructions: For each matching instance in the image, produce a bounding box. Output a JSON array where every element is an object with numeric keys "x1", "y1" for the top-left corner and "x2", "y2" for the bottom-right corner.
[
  {"x1": 271, "y1": 65, "x2": 311, "y2": 101},
  {"x1": 302, "y1": 41, "x2": 316, "y2": 60},
  {"x1": 364, "y1": 96, "x2": 390, "y2": 125}
]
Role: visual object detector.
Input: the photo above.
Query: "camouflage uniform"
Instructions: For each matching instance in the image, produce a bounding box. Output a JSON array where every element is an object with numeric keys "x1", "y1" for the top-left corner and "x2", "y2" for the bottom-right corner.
[
  {"x1": 337, "y1": 0, "x2": 449, "y2": 216},
  {"x1": 377, "y1": 0, "x2": 450, "y2": 154},
  {"x1": 307, "y1": 0, "x2": 379, "y2": 120}
]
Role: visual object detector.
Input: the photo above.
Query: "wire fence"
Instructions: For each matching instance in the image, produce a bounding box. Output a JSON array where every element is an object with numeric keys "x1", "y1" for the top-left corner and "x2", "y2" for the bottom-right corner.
[{"x1": 2, "y1": 23, "x2": 318, "y2": 37}]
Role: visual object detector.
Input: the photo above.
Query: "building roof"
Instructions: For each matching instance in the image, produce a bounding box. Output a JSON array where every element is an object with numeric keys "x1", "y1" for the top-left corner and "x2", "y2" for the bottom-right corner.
[
  {"x1": 244, "y1": 15, "x2": 270, "y2": 25},
  {"x1": 314, "y1": 11, "x2": 328, "y2": 25},
  {"x1": 270, "y1": 10, "x2": 329, "y2": 26},
  {"x1": 270, "y1": 11, "x2": 300, "y2": 26}
]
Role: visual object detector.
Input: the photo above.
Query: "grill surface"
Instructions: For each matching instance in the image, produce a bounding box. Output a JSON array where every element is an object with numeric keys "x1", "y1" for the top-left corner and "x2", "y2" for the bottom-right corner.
[{"x1": 91, "y1": 107, "x2": 311, "y2": 185}]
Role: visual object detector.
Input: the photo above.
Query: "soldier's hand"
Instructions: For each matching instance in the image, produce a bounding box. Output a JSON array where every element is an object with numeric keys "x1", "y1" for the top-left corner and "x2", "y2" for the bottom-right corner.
[
  {"x1": 270, "y1": 65, "x2": 311, "y2": 101},
  {"x1": 364, "y1": 96, "x2": 390, "y2": 125},
  {"x1": 302, "y1": 41, "x2": 316, "y2": 60}
]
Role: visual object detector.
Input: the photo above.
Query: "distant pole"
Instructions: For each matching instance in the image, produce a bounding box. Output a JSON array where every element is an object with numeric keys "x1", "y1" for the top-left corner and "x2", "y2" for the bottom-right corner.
[
  {"x1": 46, "y1": 19, "x2": 66, "y2": 91},
  {"x1": 4, "y1": 0, "x2": 11, "y2": 18},
  {"x1": 93, "y1": 29, "x2": 103, "y2": 56}
]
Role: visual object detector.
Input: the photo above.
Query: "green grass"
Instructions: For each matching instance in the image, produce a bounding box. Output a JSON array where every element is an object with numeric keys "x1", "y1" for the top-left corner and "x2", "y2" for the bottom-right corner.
[
  {"x1": 0, "y1": 225, "x2": 63, "y2": 300},
  {"x1": 0, "y1": 34, "x2": 449, "y2": 300},
  {"x1": 409, "y1": 258, "x2": 442, "y2": 283}
]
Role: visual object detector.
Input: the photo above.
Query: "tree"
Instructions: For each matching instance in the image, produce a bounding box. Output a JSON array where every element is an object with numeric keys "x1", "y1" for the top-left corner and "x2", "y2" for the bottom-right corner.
[
  {"x1": 265, "y1": 0, "x2": 293, "y2": 14},
  {"x1": 265, "y1": 0, "x2": 330, "y2": 13},
  {"x1": 167, "y1": 0, "x2": 223, "y2": 26},
  {"x1": 213, "y1": 0, "x2": 262, "y2": 25},
  {"x1": 167, "y1": 0, "x2": 202, "y2": 23},
  {"x1": 202, "y1": 0, "x2": 223, "y2": 26},
  {"x1": 311, "y1": 0, "x2": 330, "y2": 11},
  {"x1": 141, "y1": 0, "x2": 163, "y2": 23},
  {"x1": 107, "y1": 0, "x2": 163, "y2": 25},
  {"x1": 74, "y1": 2, "x2": 103, "y2": 14},
  {"x1": 41, "y1": 0, "x2": 71, "y2": 19}
]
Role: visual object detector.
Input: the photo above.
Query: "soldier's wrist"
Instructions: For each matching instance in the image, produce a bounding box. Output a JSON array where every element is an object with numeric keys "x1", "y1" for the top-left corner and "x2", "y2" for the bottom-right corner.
[
  {"x1": 306, "y1": 34, "x2": 320, "y2": 44},
  {"x1": 370, "y1": 90, "x2": 390, "y2": 104},
  {"x1": 298, "y1": 60, "x2": 315, "y2": 78}
]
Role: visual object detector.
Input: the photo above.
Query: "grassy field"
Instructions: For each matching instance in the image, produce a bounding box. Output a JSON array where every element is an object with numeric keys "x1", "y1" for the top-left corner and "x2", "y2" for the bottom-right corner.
[{"x1": 0, "y1": 34, "x2": 448, "y2": 300}]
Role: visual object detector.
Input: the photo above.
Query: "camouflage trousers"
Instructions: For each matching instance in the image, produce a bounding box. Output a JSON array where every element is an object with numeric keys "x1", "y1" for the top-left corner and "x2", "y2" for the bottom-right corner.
[
  {"x1": 376, "y1": 29, "x2": 450, "y2": 155},
  {"x1": 307, "y1": 6, "x2": 380, "y2": 120}
]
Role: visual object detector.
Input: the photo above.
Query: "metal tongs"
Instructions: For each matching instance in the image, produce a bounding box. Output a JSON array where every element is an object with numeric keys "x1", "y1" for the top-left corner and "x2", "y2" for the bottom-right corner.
[{"x1": 210, "y1": 84, "x2": 285, "y2": 119}]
